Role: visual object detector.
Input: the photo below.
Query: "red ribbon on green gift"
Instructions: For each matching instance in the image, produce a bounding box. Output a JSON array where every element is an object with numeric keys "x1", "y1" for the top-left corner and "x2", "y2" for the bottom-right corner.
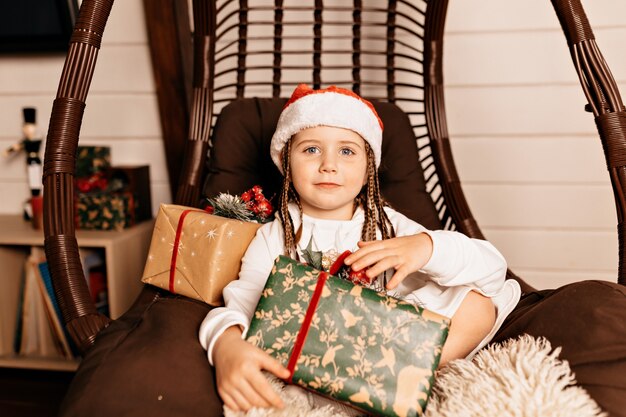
[{"x1": 286, "y1": 270, "x2": 329, "y2": 382}]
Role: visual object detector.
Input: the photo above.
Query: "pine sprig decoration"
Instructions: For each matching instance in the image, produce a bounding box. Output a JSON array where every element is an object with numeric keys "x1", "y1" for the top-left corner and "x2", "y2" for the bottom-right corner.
[
  {"x1": 207, "y1": 193, "x2": 253, "y2": 221},
  {"x1": 301, "y1": 236, "x2": 324, "y2": 270},
  {"x1": 203, "y1": 186, "x2": 274, "y2": 223}
]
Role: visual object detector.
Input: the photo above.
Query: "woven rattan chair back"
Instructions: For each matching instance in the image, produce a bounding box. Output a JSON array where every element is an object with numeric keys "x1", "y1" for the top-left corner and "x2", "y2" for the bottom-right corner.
[
  {"x1": 42, "y1": 0, "x2": 626, "y2": 353},
  {"x1": 180, "y1": 1, "x2": 461, "y2": 231}
]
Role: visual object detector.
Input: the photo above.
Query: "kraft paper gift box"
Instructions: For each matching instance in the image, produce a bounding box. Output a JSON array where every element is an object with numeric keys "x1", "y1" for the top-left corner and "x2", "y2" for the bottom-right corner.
[
  {"x1": 246, "y1": 255, "x2": 450, "y2": 417},
  {"x1": 141, "y1": 204, "x2": 262, "y2": 305}
]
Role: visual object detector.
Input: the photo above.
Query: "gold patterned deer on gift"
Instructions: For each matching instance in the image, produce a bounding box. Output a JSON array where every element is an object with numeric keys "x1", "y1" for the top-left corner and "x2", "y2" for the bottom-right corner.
[{"x1": 198, "y1": 84, "x2": 521, "y2": 415}]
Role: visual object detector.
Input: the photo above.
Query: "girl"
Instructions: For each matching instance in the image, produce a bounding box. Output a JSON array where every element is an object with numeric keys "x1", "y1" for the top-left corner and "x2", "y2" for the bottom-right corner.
[{"x1": 199, "y1": 84, "x2": 521, "y2": 413}]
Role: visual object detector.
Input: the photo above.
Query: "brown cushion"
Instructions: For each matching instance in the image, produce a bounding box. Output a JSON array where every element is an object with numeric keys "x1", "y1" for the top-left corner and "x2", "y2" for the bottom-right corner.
[
  {"x1": 60, "y1": 286, "x2": 222, "y2": 417},
  {"x1": 203, "y1": 98, "x2": 442, "y2": 230},
  {"x1": 492, "y1": 280, "x2": 626, "y2": 417}
]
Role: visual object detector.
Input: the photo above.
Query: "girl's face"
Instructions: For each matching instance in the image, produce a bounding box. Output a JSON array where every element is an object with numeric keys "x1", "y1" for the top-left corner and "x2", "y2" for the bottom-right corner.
[{"x1": 289, "y1": 125, "x2": 368, "y2": 220}]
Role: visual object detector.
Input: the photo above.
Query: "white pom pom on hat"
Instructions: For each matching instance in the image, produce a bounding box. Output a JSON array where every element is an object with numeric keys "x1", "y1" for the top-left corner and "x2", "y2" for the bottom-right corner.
[{"x1": 270, "y1": 84, "x2": 384, "y2": 174}]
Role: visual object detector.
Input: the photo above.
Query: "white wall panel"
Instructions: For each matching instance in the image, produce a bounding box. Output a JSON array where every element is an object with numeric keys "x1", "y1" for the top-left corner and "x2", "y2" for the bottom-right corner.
[
  {"x1": 0, "y1": 94, "x2": 161, "y2": 139},
  {"x1": 88, "y1": 46, "x2": 155, "y2": 93},
  {"x1": 80, "y1": 94, "x2": 162, "y2": 138},
  {"x1": 0, "y1": 56, "x2": 64, "y2": 94},
  {"x1": 0, "y1": 46, "x2": 153, "y2": 94},
  {"x1": 101, "y1": 1, "x2": 148, "y2": 45},
  {"x1": 484, "y1": 229, "x2": 617, "y2": 272},
  {"x1": 446, "y1": 85, "x2": 597, "y2": 136},
  {"x1": 451, "y1": 137, "x2": 608, "y2": 184},
  {"x1": 462, "y1": 184, "x2": 615, "y2": 229},
  {"x1": 0, "y1": 182, "x2": 30, "y2": 215},
  {"x1": 445, "y1": 0, "x2": 625, "y2": 288},
  {"x1": 446, "y1": 0, "x2": 626, "y2": 32}
]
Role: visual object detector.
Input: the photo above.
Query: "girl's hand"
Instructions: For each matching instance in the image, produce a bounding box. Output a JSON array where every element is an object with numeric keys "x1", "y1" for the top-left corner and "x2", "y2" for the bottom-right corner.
[
  {"x1": 344, "y1": 233, "x2": 433, "y2": 290},
  {"x1": 213, "y1": 326, "x2": 290, "y2": 412}
]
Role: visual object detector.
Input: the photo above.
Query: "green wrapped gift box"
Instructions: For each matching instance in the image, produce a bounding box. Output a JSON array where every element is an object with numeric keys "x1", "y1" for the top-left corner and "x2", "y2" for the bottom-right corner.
[
  {"x1": 75, "y1": 145, "x2": 111, "y2": 178},
  {"x1": 76, "y1": 191, "x2": 135, "y2": 231},
  {"x1": 246, "y1": 255, "x2": 450, "y2": 417}
]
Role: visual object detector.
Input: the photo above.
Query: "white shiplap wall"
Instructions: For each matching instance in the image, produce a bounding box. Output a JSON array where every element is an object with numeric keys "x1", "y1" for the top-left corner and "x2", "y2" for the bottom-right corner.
[
  {"x1": 444, "y1": 0, "x2": 626, "y2": 288},
  {"x1": 0, "y1": 1, "x2": 170, "y2": 217},
  {"x1": 0, "y1": 1, "x2": 624, "y2": 289}
]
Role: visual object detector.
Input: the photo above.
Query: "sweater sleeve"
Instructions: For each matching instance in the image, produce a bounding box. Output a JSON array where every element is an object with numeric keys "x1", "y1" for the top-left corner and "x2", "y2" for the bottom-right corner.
[
  {"x1": 198, "y1": 221, "x2": 282, "y2": 365},
  {"x1": 419, "y1": 230, "x2": 508, "y2": 296},
  {"x1": 387, "y1": 208, "x2": 508, "y2": 297}
]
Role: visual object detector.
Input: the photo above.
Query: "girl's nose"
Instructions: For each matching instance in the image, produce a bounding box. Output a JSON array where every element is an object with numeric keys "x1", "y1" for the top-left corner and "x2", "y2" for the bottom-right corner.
[{"x1": 319, "y1": 154, "x2": 337, "y2": 173}]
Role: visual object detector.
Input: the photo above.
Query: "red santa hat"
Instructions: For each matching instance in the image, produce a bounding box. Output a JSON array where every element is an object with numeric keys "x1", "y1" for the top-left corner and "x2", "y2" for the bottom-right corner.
[{"x1": 270, "y1": 84, "x2": 384, "y2": 173}]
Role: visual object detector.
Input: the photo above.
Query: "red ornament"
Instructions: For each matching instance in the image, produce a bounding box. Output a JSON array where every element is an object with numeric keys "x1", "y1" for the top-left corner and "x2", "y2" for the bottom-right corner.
[
  {"x1": 76, "y1": 178, "x2": 91, "y2": 193},
  {"x1": 348, "y1": 269, "x2": 372, "y2": 286},
  {"x1": 329, "y1": 250, "x2": 372, "y2": 285}
]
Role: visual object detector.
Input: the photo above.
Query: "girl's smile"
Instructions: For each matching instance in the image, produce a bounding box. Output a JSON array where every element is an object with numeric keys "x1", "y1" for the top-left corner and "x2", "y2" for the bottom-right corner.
[{"x1": 289, "y1": 126, "x2": 368, "y2": 220}]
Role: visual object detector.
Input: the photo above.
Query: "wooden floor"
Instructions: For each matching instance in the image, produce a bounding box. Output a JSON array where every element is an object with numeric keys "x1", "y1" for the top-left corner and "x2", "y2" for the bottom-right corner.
[{"x1": 0, "y1": 368, "x2": 74, "y2": 417}]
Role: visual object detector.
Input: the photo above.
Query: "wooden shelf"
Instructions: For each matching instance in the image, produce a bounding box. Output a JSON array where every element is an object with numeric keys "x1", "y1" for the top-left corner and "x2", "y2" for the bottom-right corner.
[
  {"x1": 0, "y1": 215, "x2": 154, "y2": 247},
  {"x1": 0, "y1": 215, "x2": 155, "y2": 371}
]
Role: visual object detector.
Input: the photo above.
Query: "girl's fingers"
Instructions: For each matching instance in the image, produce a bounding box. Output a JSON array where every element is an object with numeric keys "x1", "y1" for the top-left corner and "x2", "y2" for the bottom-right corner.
[
  {"x1": 220, "y1": 391, "x2": 240, "y2": 412},
  {"x1": 366, "y1": 255, "x2": 401, "y2": 278},
  {"x1": 229, "y1": 388, "x2": 253, "y2": 411},
  {"x1": 350, "y1": 248, "x2": 395, "y2": 272},
  {"x1": 386, "y1": 268, "x2": 409, "y2": 290},
  {"x1": 345, "y1": 241, "x2": 389, "y2": 265},
  {"x1": 249, "y1": 370, "x2": 285, "y2": 409},
  {"x1": 260, "y1": 353, "x2": 290, "y2": 380},
  {"x1": 238, "y1": 379, "x2": 272, "y2": 409}
]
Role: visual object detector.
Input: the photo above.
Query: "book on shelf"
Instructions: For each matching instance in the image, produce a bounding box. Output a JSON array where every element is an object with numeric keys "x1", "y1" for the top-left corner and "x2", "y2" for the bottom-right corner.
[
  {"x1": 14, "y1": 247, "x2": 74, "y2": 359},
  {"x1": 79, "y1": 248, "x2": 109, "y2": 316},
  {"x1": 17, "y1": 247, "x2": 70, "y2": 359},
  {"x1": 36, "y1": 261, "x2": 75, "y2": 358},
  {"x1": 13, "y1": 247, "x2": 112, "y2": 360},
  {"x1": 12, "y1": 265, "x2": 26, "y2": 354}
]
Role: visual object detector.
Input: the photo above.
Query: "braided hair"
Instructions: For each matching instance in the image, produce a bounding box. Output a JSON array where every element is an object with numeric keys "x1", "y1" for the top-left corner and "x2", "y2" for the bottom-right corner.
[{"x1": 277, "y1": 138, "x2": 395, "y2": 257}]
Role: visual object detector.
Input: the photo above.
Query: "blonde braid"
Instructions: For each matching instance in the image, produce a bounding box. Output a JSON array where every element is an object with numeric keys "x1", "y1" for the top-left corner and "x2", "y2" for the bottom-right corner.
[
  {"x1": 278, "y1": 140, "x2": 298, "y2": 256},
  {"x1": 359, "y1": 144, "x2": 395, "y2": 241}
]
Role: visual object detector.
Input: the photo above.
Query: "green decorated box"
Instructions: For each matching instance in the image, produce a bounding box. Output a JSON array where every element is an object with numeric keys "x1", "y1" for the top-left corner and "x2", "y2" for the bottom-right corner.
[
  {"x1": 246, "y1": 255, "x2": 450, "y2": 417},
  {"x1": 76, "y1": 191, "x2": 135, "y2": 231},
  {"x1": 75, "y1": 146, "x2": 111, "y2": 178}
]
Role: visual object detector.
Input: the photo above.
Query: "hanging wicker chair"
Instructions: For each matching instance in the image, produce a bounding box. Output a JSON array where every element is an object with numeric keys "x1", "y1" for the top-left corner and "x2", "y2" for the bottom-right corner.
[{"x1": 43, "y1": 0, "x2": 626, "y2": 416}]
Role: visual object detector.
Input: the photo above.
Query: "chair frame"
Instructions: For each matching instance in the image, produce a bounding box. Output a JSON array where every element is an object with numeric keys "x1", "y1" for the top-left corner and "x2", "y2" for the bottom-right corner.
[{"x1": 42, "y1": 0, "x2": 626, "y2": 353}]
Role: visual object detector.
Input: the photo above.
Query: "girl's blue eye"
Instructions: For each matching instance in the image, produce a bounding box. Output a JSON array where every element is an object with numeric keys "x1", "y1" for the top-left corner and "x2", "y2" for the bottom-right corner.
[
  {"x1": 340, "y1": 148, "x2": 355, "y2": 156},
  {"x1": 304, "y1": 147, "x2": 319, "y2": 154}
]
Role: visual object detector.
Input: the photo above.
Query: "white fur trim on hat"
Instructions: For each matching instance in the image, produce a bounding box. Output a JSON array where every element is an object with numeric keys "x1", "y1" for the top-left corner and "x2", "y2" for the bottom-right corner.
[{"x1": 270, "y1": 85, "x2": 383, "y2": 173}]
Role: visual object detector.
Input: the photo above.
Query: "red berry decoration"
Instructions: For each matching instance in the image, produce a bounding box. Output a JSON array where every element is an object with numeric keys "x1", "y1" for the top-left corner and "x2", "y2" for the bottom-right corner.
[
  {"x1": 348, "y1": 268, "x2": 371, "y2": 286},
  {"x1": 329, "y1": 250, "x2": 372, "y2": 286},
  {"x1": 241, "y1": 191, "x2": 253, "y2": 202}
]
